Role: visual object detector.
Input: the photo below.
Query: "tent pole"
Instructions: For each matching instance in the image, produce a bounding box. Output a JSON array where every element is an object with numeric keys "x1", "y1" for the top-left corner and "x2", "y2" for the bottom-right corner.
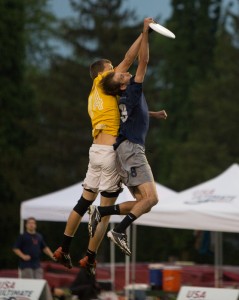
[
  {"x1": 131, "y1": 223, "x2": 137, "y2": 300},
  {"x1": 20, "y1": 217, "x2": 24, "y2": 234},
  {"x1": 219, "y1": 232, "x2": 223, "y2": 286},
  {"x1": 214, "y1": 231, "x2": 223, "y2": 287},
  {"x1": 19, "y1": 216, "x2": 25, "y2": 278},
  {"x1": 110, "y1": 223, "x2": 115, "y2": 291},
  {"x1": 125, "y1": 227, "x2": 130, "y2": 299}
]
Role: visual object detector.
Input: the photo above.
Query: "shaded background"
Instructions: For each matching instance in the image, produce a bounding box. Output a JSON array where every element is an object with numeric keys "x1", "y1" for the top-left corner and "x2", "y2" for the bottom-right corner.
[{"x1": 0, "y1": 0, "x2": 239, "y2": 269}]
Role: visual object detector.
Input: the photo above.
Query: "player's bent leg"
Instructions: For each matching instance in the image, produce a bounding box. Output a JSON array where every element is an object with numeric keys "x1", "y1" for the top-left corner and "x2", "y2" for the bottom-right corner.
[
  {"x1": 64, "y1": 210, "x2": 83, "y2": 237},
  {"x1": 80, "y1": 214, "x2": 112, "y2": 276},
  {"x1": 88, "y1": 205, "x2": 102, "y2": 238},
  {"x1": 65, "y1": 190, "x2": 97, "y2": 236},
  {"x1": 81, "y1": 195, "x2": 118, "y2": 275},
  {"x1": 89, "y1": 214, "x2": 112, "y2": 252},
  {"x1": 54, "y1": 190, "x2": 97, "y2": 268},
  {"x1": 88, "y1": 192, "x2": 118, "y2": 238},
  {"x1": 130, "y1": 181, "x2": 159, "y2": 217}
]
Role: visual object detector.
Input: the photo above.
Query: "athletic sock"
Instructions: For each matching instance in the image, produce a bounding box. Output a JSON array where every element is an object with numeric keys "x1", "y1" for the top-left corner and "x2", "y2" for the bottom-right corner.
[
  {"x1": 114, "y1": 213, "x2": 137, "y2": 233},
  {"x1": 98, "y1": 204, "x2": 120, "y2": 217},
  {"x1": 61, "y1": 234, "x2": 73, "y2": 253},
  {"x1": 86, "y1": 249, "x2": 96, "y2": 264}
]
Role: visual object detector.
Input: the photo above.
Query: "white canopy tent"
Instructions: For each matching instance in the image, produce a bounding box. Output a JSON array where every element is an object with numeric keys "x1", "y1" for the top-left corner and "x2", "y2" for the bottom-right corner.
[
  {"x1": 20, "y1": 181, "x2": 176, "y2": 290},
  {"x1": 20, "y1": 182, "x2": 176, "y2": 225},
  {"x1": 20, "y1": 163, "x2": 239, "y2": 288},
  {"x1": 132, "y1": 163, "x2": 239, "y2": 287},
  {"x1": 135, "y1": 163, "x2": 239, "y2": 232}
]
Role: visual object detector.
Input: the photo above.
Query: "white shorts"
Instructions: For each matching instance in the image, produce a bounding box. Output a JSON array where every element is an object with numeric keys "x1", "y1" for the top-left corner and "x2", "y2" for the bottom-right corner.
[{"x1": 83, "y1": 144, "x2": 121, "y2": 193}]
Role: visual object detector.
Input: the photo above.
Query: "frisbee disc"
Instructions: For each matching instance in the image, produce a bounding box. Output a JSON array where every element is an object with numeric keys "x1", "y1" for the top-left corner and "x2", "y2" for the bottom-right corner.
[{"x1": 149, "y1": 23, "x2": 175, "y2": 39}]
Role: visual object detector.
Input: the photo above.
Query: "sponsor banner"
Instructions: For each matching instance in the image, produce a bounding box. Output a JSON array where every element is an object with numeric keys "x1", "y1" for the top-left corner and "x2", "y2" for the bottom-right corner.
[
  {"x1": 177, "y1": 286, "x2": 239, "y2": 300},
  {"x1": 0, "y1": 278, "x2": 51, "y2": 300},
  {"x1": 184, "y1": 189, "x2": 236, "y2": 205}
]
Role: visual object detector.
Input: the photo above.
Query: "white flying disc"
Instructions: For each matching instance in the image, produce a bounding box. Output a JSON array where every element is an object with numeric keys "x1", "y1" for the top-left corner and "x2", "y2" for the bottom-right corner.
[{"x1": 149, "y1": 22, "x2": 175, "y2": 39}]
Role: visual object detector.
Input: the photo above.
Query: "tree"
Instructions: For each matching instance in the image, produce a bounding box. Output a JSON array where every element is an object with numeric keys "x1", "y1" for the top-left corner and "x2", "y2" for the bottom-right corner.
[
  {"x1": 0, "y1": 0, "x2": 36, "y2": 267},
  {"x1": 175, "y1": 3, "x2": 239, "y2": 184},
  {"x1": 24, "y1": 0, "x2": 143, "y2": 196},
  {"x1": 146, "y1": 0, "x2": 223, "y2": 189},
  {"x1": 2, "y1": 0, "x2": 238, "y2": 268},
  {"x1": 0, "y1": 0, "x2": 56, "y2": 267},
  {"x1": 18, "y1": 0, "x2": 143, "y2": 263}
]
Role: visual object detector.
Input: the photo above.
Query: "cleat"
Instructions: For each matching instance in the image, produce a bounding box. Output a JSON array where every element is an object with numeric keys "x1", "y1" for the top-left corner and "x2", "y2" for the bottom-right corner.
[
  {"x1": 88, "y1": 205, "x2": 101, "y2": 238},
  {"x1": 53, "y1": 247, "x2": 72, "y2": 269},
  {"x1": 107, "y1": 230, "x2": 131, "y2": 256},
  {"x1": 79, "y1": 256, "x2": 97, "y2": 276}
]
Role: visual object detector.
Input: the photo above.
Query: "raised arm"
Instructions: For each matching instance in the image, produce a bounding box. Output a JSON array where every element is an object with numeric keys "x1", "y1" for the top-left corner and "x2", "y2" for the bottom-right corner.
[
  {"x1": 134, "y1": 18, "x2": 152, "y2": 83},
  {"x1": 115, "y1": 33, "x2": 143, "y2": 73}
]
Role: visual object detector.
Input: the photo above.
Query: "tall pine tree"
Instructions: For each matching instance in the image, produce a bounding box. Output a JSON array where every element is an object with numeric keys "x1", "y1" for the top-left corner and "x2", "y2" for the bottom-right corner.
[
  {"x1": 0, "y1": 0, "x2": 36, "y2": 267},
  {"x1": 146, "y1": 0, "x2": 223, "y2": 189}
]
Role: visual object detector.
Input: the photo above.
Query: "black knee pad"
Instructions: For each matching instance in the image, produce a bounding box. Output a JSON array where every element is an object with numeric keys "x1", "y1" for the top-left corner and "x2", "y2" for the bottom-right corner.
[
  {"x1": 73, "y1": 196, "x2": 92, "y2": 216},
  {"x1": 84, "y1": 188, "x2": 95, "y2": 193},
  {"x1": 100, "y1": 188, "x2": 122, "y2": 198}
]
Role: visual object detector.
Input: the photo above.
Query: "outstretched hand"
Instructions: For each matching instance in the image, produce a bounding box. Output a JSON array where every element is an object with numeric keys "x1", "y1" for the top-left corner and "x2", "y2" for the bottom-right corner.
[
  {"x1": 149, "y1": 110, "x2": 167, "y2": 120},
  {"x1": 143, "y1": 17, "x2": 155, "y2": 33}
]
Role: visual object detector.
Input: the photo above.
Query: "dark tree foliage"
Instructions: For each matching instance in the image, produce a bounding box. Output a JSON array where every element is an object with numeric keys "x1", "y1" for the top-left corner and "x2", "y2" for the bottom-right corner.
[
  {"x1": 62, "y1": 0, "x2": 139, "y2": 63},
  {"x1": 145, "y1": 0, "x2": 230, "y2": 190},
  {"x1": 17, "y1": 0, "x2": 143, "y2": 263},
  {"x1": 161, "y1": 0, "x2": 239, "y2": 190},
  {"x1": 1, "y1": 0, "x2": 239, "y2": 268},
  {"x1": 0, "y1": 0, "x2": 37, "y2": 267},
  {"x1": 24, "y1": 0, "x2": 142, "y2": 197}
]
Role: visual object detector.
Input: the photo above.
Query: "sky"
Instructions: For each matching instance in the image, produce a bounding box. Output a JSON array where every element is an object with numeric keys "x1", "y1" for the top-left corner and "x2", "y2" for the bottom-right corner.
[
  {"x1": 48, "y1": 0, "x2": 238, "y2": 55},
  {"x1": 49, "y1": 0, "x2": 172, "y2": 22},
  {"x1": 48, "y1": 0, "x2": 173, "y2": 56},
  {"x1": 49, "y1": 0, "x2": 239, "y2": 21}
]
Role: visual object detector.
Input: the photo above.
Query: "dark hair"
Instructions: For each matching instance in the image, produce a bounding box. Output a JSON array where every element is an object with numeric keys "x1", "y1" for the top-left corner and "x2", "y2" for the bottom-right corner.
[
  {"x1": 25, "y1": 217, "x2": 36, "y2": 227},
  {"x1": 90, "y1": 59, "x2": 112, "y2": 79},
  {"x1": 100, "y1": 72, "x2": 121, "y2": 96},
  {"x1": 26, "y1": 217, "x2": 36, "y2": 223}
]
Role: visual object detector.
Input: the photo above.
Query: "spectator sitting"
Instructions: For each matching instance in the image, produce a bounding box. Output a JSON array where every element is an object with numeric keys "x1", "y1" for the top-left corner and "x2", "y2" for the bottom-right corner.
[{"x1": 52, "y1": 267, "x2": 101, "y2": 300}]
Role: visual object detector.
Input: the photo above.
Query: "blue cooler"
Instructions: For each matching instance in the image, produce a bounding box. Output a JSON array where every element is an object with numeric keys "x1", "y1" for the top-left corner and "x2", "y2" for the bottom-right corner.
[{"x1": 149, "y1": 264, "x2": 164, "y2": 289}]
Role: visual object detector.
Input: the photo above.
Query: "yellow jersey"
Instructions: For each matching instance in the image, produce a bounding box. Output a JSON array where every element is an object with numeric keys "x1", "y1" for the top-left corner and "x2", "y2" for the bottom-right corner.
[{"x1": 88, "y1": 71, "x2": 120, "y2": 138}]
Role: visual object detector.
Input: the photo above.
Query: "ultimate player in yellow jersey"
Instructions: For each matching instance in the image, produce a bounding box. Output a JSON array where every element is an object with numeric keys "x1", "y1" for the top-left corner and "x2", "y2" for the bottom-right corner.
[
  {"x1": 53, "y1": 18, "x2": 167, "y2": 274},
  {"x1": 53, "y1": 25, "x2": 145, "y2": 274}
]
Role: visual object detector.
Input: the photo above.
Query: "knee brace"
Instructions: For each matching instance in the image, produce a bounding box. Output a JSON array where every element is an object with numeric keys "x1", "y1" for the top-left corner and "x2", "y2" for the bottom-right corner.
[
  {"x1": 100, "y1": 188, "x2": 122, "y2": 198},
  {"x1": 84, "y1": 188, "x2": 95, "y2": 193},
  {"x1": 73, "y1": 196, "x2": 92, "y2": 216}
]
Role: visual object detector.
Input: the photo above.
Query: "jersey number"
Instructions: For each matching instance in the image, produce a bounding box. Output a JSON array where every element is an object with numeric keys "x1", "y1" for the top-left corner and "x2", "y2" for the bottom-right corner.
[{"x1": 119, "y1": 104, "x2": 128, "y2": 122}]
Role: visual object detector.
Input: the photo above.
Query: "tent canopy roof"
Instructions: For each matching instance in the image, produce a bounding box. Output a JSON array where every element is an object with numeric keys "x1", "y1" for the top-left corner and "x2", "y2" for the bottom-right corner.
[
  {"x1": 137, "y1": 164, "x2": 239, "y2": 232},
  {"x1": 21, "y1": 182, "x2": 176, "y2": 223},
  {"x1": 21, "y1": 164, "x2": 239, "y2": 233}
]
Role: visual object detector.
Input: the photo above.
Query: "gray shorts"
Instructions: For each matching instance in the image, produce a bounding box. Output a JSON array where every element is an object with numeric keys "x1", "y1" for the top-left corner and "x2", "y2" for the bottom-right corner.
[
  {"x1": 115, "y1": 140, "x2": 154, "y2": 187},
  {"x1": 20, "y1": 267, "x2": 43, "y2": 279}
]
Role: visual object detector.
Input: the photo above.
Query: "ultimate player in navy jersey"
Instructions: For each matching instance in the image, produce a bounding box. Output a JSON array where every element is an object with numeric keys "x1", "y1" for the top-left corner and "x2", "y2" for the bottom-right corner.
[{"x1": 88, "y1": 18, "x2": 166, "y2": 255}]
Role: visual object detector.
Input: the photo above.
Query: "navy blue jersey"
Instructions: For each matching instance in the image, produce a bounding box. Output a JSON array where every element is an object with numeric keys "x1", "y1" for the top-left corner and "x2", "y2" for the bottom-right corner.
[
  {"x1": 13, "y1": 231, "x2": 47, "y2": 269},
  {"x1": 115, "y1": 76, "x2": 149, "y2": 148}
]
